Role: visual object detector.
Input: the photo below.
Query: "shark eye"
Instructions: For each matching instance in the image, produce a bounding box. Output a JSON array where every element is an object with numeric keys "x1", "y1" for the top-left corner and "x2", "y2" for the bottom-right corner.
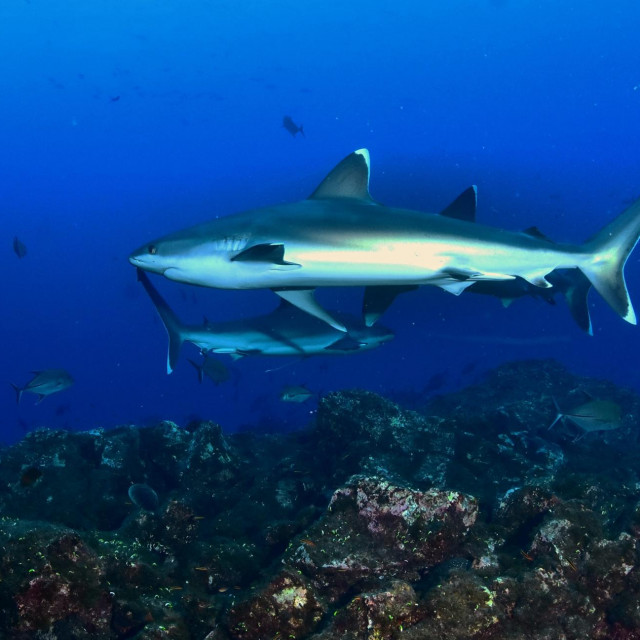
[{"x1": 148, "y1": 245, "x2": 157, "y2": 255}]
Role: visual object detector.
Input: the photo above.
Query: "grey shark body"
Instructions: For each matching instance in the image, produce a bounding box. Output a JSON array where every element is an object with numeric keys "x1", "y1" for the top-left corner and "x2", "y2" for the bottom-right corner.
[
  {"x1": 137, "y1": 270, "x2": 393, "y2": 373},
  {"x1": 130, "y1": 149, "x2": 640, "y2": 331}
]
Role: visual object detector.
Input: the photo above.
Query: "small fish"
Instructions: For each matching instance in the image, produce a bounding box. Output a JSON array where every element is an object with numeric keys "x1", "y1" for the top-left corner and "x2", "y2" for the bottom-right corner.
[
  {"x1": 280, "y1": 385, "x2": 314, "y2": 403},
  {"x1": 128, "y1": 483, "x2": 159, "y2": 511},
  {"x1": 423, "y1": 371, "x2": 448, "y2": 394},
  {"x1": 11, "y1": 369, "x2": 74, "y2": 404},
  {"x1": 189, "y1": 354, "x2": 229, "y2": 385},
  {"x1": 55, "y1": 403, "x2": 71, "y2": 416},
  {"x1": 282, "y1": 115, "x2": 304, "y2": 137},
  {"x1": 548, "y1": 398, "x2": 622, "y2": 439},
  {"x1": 13, "y1": 236, "x2": 27, "y2": 258},
  {"x1": 300, "y1": 538, "x2": 316, "y2": 547}
]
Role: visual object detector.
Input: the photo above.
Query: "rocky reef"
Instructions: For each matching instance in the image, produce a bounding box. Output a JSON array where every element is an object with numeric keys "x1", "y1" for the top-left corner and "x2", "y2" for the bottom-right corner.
[{"x1": 1, "y1": 359, "x2": 640, "y2": 639}]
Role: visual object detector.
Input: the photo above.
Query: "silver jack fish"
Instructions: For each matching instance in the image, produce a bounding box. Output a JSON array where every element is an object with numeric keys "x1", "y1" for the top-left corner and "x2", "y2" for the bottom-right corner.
[
  {"x1": 137, "y1": 269, "x2": 393, "y2": 373},
  {"x1": 11, "y1": 369, "x2": 74, "y2": 404},
  {"x1": 130, "y1": 149, "x2": 640, "y2": 331}
]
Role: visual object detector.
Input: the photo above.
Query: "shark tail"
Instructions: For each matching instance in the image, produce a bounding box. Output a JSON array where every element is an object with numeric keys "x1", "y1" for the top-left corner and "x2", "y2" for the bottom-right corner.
[
  {"x1": 548, "y1": 397, "x2": 563, "y2": 430},
  {"x1": 137, "y1": 269, "x2": 185, "y2": 374},
  {"x1": 579, "y1": 196, "x2": 640, "y2": 324},
  {"x1": 188, "y1": 359, "x2": 204, "y2": 384},
  {"x1": 561, "y1": 273, "x2": 593, "y2": 336},
  {"x1": 10, "y1": 382, "x2": 23, "y2": 405}
]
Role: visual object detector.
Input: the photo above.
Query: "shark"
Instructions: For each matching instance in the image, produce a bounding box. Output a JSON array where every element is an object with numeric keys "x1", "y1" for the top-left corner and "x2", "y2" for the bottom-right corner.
[
  {"x1": 130, "y1": 149, "x2": 640, "y2": 332},
  {"x1": 136, "y1": 269, "x2": 393, "y2": 373}
]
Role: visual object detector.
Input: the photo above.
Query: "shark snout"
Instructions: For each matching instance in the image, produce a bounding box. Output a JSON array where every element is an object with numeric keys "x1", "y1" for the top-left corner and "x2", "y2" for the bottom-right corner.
[{"x1": 129, "y1": 243, "x2": 164, "y2": 272}]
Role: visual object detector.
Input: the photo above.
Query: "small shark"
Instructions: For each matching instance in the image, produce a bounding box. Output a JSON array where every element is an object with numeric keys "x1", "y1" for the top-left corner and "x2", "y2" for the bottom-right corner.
[
  {"x1": 130, "y1": 149, "x2": 640, "y2": 331},
  {"x1": 136, "y1": 269, "x2": 393, "y2": 373},
  {"x1": 11, "y1": 369, "x2": 74, "y2": 404}
]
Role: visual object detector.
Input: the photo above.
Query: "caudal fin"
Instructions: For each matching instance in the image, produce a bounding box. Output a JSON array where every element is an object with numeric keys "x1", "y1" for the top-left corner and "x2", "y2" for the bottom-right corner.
[
  {"x1": 10, "y1": 382, "x2": 23, "y2": 405},
  {"x1": 548, "y1": 397, "x2": 563, "y2": 430},
  {"x1": 580, "y1": 197, "x2": 640, "y2": 324},
  {"x1": 549, "y1": 269, "x2": 593, "y2": 335},
  {"x1": 188, "y1": 359, "x2": 204, "y2": 383},
  {"x1": 137, "y1": 269, "x2": 185, "y2": 373}
]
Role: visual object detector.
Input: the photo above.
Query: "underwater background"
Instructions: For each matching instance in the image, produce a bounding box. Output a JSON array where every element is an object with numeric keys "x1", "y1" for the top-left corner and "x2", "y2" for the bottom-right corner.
[
  {"x1": 5, "y1": 3, "x2": 640, "y2": 639},
  {"x1": 2, "y1": 0, "x2": 640, "y2": 438}
]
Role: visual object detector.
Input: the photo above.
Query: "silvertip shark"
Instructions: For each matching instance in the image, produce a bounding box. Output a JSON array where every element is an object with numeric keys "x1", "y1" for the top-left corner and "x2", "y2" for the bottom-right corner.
[
  {"x1": 130, "y1": 149, "x2": 640, "y2": 332},
  {"x1": 137, "y1": 269, "x2": 393, "y2": 374}
]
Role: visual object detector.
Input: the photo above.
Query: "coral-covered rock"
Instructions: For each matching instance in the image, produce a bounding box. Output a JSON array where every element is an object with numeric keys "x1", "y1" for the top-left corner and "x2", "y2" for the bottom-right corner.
[
  {"x1": 414, "y1": 572, "x2": 504, "y2": 639},
  {"x1": 287, "y1": 475, "x2": 478, "y2": 601},
  {"x1": 314, "y1": 390, "x2": 455, "y2": 488},
  {"x1": 2, "y1": 527, "x2": 113, "y2": 637},
  {"x1": 226, "y1": 571, "x2": 325, "y2": 640},
  {"x1": 310, "y1": 580, "x2": 423, "y2": 640}
]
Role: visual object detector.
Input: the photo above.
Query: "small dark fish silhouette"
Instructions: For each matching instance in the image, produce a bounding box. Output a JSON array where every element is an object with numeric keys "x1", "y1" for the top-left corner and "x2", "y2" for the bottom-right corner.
[
  {"x1": 423, "y1": 371, "x2": 448, "y2": 394},
  {"x1": 461, "y1": 361, "x2": 477, "y2": 376},
  {"x1": 55, "y1": 403, "x2": 71, "y2": 416},
  {"x1": 283, "y1": 116, "x2": 304, "y2": 138},
  {"x1": 110, "y1": 95, "x2": 120, "y2": 102},
  {"x1": 13, "y1": 236, "x2": 27, "y2": 258},
  {"x1": 20, "y1": 467, "x2": 42, "y2": 487}
]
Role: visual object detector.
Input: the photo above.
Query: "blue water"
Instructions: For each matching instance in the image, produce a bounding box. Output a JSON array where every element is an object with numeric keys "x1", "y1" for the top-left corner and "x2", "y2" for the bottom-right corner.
[{"x1": 2, "y1": 0, "x2": 640, "y2": 444}]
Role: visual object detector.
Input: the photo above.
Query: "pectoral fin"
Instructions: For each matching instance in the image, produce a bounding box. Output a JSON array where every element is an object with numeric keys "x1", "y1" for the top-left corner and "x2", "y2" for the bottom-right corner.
[
  {"x1": 272, "y1": 288, "x2": 347, "y2": 332},
  {"x1": 232, "y1": 243, "x2": 300, "y2": 268}
]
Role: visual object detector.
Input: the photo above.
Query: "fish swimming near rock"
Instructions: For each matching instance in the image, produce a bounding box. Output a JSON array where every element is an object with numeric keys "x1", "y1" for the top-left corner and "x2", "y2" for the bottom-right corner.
[
  {"x1": 136, "y1": 269, "x2": 393, "y2": 373},
  {"x1": 548, "y1": 398, "x2": 622, "y2": 440},
  {"x1": 10, "y1": 369, "x2": 74, "y2": 404},
  {"x1": 13, "y1": 236, "x2": 27, "y2": 259},
  {"x1": 282, "y1": 115, "x2": 304, "y2": 137},
  {"x1": 128, "y1": 483, "x2": 159, "y2": 511},
  {"x1": 280, "y1": 385, "x2": 314, "y2": 403},
  {"x1": 130, "y1": 149, "x2": 640, "y2": 332},
  {"x1": 189, "y1": 354, "x2": 230, "y2": 385}
]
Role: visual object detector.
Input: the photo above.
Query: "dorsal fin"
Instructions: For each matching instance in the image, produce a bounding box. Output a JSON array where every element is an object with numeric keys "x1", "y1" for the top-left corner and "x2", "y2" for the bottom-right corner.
[
  {"x1": 439, "y1": 186, "x2": 477, "y2": 222},
  {"x1": 309, "y1": 149, "x2": 372, "y2": 201}
]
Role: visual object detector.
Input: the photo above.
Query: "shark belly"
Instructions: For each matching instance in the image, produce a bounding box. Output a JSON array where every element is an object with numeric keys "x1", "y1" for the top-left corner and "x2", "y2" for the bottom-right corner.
[{"x1": 254, "y1": 234, "x2": 583, "y2": 290}]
